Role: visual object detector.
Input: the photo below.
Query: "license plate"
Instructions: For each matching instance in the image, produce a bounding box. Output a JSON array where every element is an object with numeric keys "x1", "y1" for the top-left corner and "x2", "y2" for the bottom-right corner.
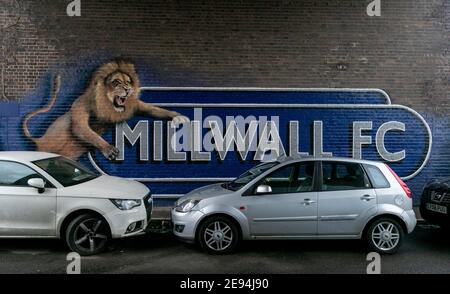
[{"x1": 426, "y1": 203, "x2": 447, "y2": 214}]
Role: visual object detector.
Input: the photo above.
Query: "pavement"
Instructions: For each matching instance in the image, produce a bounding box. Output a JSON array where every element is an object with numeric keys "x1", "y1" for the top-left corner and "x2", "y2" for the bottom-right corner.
[{"x1": 0, "y1": 222, "x2": 448, "y2": 274}]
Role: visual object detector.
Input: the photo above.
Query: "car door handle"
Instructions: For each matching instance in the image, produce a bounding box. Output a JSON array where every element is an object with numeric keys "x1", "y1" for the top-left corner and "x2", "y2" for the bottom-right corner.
[
  {"x1": 301, "y1": 199, "x2": 316, "y2": 205},
  {"x1": 360, "y1": 195, "x2": 375, "y2": 201}
]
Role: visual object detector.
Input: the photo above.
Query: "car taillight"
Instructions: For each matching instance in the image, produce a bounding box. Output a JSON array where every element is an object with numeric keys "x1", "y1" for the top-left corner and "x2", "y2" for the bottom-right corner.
[{"x1": 385, "y1": 164, "x2": 412, "y2": 198}]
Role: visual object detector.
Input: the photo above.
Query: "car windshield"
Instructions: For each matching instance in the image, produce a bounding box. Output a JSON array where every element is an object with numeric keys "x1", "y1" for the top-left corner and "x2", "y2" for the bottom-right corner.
[
  {"x1": 33, "y1": 156, "x2": 100, "y2": 187},
  {"x1": 222, "y1": 161, "x2": 280, "y2": 191}
]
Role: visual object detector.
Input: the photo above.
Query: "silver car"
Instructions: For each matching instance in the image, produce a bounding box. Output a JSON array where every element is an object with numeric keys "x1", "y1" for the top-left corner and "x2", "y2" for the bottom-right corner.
[{"x1": 172, "y1": 157, "x2": 416, "y2": 254}]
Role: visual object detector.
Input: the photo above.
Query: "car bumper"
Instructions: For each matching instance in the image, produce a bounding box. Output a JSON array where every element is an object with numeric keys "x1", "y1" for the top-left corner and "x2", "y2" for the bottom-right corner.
[
  {"x1": 171, "y1": 208, "x2": 205, "y2": 242},
  {"x1": 419, "y1": 188, "x2": 450, "y2": 226},
  {"x1": 420, "y1": 204, "x2": 449, "y2": 225},
  {"x1": 401, "y1": 209, "x2": 417, "y2": 234},
  {"x1": 105, "y1": 204, "x2": 150, "y2": 239}
]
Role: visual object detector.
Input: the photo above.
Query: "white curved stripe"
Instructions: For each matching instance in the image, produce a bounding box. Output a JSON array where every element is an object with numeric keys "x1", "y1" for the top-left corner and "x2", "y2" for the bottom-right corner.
[
  {"x1": 88, "y1": 152, "x2": 106, "y2": 175},
  {"x1": 130, "y1": 177, "x2": 234, "y2": 183},
  {"x1": 152, "y1": 194, "x2": 184, "y2": 198},
  {"x1": 88, "y1": 103, "x2": 431, "y2": 181},
  {"x1": 140, "y1": 87, "x2": 392, "y2": 105}
]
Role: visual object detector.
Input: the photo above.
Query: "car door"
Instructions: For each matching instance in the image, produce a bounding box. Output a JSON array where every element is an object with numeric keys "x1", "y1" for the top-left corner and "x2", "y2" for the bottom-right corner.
[
  {"x1": 0, "y1": 160, "x2": 57, "y2": 236},
  {"x1": 318, "y1": 161, "x2": 377, "y2": 236},
  {"x1": 243, "y1": 161, "x2": 318, "y2": 237}
]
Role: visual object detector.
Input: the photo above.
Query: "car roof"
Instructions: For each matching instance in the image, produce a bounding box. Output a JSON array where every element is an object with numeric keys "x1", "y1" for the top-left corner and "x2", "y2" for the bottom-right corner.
[
  {"x1": 276, "y1": 155, "x2": 385, "y2": 166},
  {"x1": 0, "y1": 151, "x2": 60, "y2": 162}
]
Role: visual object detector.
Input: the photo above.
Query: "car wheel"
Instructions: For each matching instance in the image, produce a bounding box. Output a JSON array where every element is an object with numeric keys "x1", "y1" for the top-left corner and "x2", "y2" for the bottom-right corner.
[
  {"x1": 198, "y1": 216, "x2": 240, "y2": 254},
  {"x1": 66, "y1": 214, "x2": 110, "y2": 256},
  {"x1": 366, "y1": 218, "x2": 404, "y2": 254}
]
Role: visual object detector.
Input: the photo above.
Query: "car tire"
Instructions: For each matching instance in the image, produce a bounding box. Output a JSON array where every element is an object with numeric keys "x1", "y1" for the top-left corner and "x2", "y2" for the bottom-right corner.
[
  {"x1": 65, "y1": 214, "x2": 110, "y2": 256},
  {"x1": 366, "y1": 217, "x2": 404, "y2": 254},
  {"x1": 197, "y1": 216, "x2": 240, "y2": 254}
]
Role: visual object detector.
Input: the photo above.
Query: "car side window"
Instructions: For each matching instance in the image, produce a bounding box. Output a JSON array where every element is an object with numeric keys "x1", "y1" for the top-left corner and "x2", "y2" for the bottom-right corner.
[
  {"x1": 365, "y1": 165, "x2": 390, "y2": 188},
  {"x1": 0, "y1": 161, "x2": 43, "y2": 187},
  {"x1": 256, "y1": 162, "x2": 315, "y2": 194},
  {"x1": 294, "y1": 162, "x2": 315, "y2": 192},
  {"x1": 261, "y1": 164, "x2": 295, "y2": 194},
  {"x1": 321, "y1": 162, "x2": 370, "y2": 191}
]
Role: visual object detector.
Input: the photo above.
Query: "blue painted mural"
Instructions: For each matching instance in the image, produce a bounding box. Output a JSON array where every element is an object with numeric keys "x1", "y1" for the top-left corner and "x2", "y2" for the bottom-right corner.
[{"x1": 0, "y1": 60, "x2": 448, "y2": 206}]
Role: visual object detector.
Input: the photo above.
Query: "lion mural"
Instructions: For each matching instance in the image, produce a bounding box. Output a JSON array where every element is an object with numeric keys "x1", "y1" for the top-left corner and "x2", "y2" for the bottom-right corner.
[{"x1": 23, "y1": 58, "x2": 188, "y2": 160}]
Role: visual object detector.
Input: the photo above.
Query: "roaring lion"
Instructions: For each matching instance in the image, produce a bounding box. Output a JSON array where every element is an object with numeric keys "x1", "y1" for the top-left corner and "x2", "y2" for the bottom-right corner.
[{"x1": 23, "y1": 58, "x2": 188, "y2": 160}]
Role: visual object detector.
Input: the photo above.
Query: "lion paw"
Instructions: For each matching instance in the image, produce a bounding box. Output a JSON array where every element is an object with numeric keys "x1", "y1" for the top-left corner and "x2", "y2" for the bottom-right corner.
[
  {"x1": 171, "y1": 115, "x2": 190, "y2": 127},
  {"x1": 101, "y1": 145, "x2": 120, "y2": 161}
]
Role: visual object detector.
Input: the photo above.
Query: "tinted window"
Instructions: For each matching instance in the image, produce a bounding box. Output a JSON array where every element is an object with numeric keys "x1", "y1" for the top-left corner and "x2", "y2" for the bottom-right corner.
[
  {"x1": 295, "y1": 162, "x2": 315, "y2": 192},
  {"x1": 321, "y1": 162, "x2": 369, "y2": 191},
  {"x1": 263, "y1": 164, "x2": 295, "y2": 194},
  {"x1": 257, "y1": 162, "x2": 315, "y2": 194},
  {"x1": 0, "y1": 161, "x2": 42, "y2": 186},
  {"x1": 33, "y1": 157, "x2": 99, "y2": 187},
  {"x1": 224, "y1": 161, "x2": 280, "y2": 191},
  {"x1": 365, "y1": 165, "x2": 390, "y2": 188}
]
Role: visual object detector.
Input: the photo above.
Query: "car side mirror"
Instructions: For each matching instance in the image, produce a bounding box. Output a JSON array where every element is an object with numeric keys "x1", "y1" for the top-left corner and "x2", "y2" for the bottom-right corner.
[
  {"x1": 28, "y1": 178, "x2": 45, "y2": 193},
  {"x1": 256, "y1": 184, "x2": 272, "y2": 194}
]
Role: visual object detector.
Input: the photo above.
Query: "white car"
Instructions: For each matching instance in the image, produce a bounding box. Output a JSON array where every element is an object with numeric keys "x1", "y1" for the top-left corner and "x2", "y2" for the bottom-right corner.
[{"x1": 0, "y1": 152, "x2": 152, "y2": 255}]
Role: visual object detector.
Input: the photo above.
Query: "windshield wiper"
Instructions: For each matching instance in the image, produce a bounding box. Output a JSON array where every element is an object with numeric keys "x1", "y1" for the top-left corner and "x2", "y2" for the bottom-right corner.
[
  {"x1": 221, "y1": 182, "x2": 231, "y2": 190},
  {"x1": 222, "y1": 182, "x2": 241, "y2": 191}
]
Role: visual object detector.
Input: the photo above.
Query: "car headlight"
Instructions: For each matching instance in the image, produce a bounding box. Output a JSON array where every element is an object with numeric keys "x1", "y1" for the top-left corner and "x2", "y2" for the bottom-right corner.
[
  {"x1": 175, "y1": 199, "x2": 200, "y2": 213},
  {"x1": 110, "y1": 199, "x2": 142, "y2": 210}
]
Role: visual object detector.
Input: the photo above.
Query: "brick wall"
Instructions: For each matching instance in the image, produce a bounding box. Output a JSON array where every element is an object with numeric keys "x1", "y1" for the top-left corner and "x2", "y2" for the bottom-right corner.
[{"x1": 0, "y1": 0, "x2": 448, "y2": 114}]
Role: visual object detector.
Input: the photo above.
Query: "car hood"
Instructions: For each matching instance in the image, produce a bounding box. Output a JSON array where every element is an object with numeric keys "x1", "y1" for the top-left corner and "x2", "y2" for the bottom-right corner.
[
  {"x1": 177, "y1": 183, "x2": 233, "y2": 204},
  {"x1": 57, "y1": 175, "x2": 150, "y2": 199}
]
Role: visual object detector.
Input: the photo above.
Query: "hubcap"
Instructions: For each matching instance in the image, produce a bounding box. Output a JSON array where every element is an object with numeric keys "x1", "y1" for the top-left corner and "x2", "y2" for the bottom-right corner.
[
  {"x1": 371, "y1": 221, "x2": 400, "y2": 251},
  {"x1": 74, "y1": 218, "x2": 108, "y2": 252},
  {"x1": 204, "y1": 221, "x2": 233, "y2": 251}
]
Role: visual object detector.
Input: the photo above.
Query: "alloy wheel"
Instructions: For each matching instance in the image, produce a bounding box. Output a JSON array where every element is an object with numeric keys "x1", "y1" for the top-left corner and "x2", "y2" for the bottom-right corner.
[
  {"x1": 73, "y1": 218, "x2": 108, "y2": 253},
  {"x1": 371, "y1": 221, "x2": 400, "y2": 251},
  {"x1": 203, "y1": 221, "x2": 234, "y2": 252}
]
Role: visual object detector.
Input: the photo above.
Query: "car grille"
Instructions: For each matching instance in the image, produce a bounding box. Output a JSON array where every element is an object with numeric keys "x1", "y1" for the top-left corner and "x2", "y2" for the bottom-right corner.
[{"x1": 143, "y1": 193, "x2": 153, "y2": 222}]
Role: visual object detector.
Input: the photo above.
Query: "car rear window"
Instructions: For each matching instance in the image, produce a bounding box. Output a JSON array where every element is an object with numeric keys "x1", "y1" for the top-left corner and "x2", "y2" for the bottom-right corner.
[{"x1": 365, "y1": 165, "x2": 390, "y2": 188}]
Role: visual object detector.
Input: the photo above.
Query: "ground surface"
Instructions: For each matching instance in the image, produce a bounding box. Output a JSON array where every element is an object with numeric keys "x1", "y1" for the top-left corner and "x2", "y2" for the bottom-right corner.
[{"x1": 0, "y1": 223, "x2": 449, "y2": 274}]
